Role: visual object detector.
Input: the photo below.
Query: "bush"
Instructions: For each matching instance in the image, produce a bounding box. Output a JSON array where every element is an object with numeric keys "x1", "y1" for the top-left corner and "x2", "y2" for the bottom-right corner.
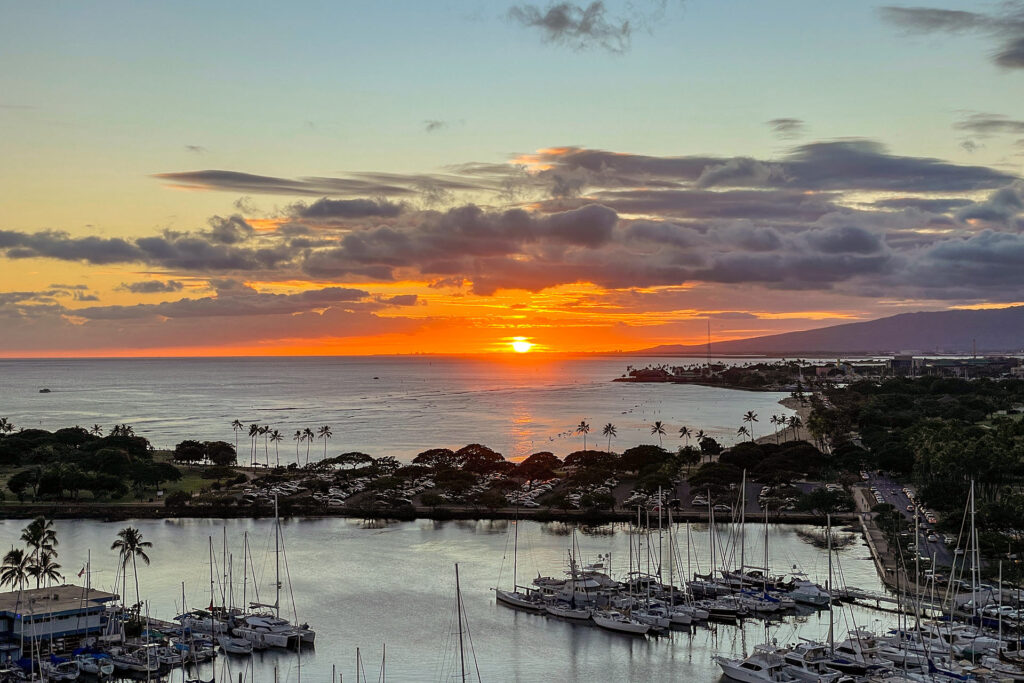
[{"x1": 165, "y1": 490, "x2": 192, "y2": 507}]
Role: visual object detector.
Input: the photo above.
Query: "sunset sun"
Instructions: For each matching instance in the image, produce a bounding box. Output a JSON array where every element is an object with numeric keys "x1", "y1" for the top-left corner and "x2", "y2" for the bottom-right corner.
[{"x1": 511, "y1": 338, "x2": 533, "y2": 353}]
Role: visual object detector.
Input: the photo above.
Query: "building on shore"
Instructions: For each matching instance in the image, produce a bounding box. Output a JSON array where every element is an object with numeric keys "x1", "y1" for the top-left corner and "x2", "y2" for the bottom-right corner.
[{"x1": 0, "y1": 585, "x2": 118, "y2": 661}]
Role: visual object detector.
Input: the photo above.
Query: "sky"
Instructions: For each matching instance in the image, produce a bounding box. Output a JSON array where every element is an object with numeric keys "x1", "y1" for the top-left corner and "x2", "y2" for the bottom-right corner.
[{"x1": 1, "y1": 0, "x2": 1023, "y2": 356}]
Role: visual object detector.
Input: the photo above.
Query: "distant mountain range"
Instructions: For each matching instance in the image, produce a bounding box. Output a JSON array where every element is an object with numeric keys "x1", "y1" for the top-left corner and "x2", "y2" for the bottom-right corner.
[{"x1": 633, "y1": 306, "x2": 1024, "y2": 356}]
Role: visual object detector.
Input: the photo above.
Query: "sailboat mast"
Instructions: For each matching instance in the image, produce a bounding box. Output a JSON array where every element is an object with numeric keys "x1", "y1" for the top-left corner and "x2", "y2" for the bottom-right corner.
[
  {"x1": 275, "y1": 494, "x2": 281, "y2": 617},
  {"x1": 455, "y1": 563, "x2": 466, "y2": 683},
  {"x1": 827, "y1": 513, "x2": 834, "y2": 653},
  {"x1": 208, "y1": 536, "x2": 214, "y2": 610},
  {"x1": 512, "y1": 509, "x2": 519, "y2": 591},
  {"x1": 739, "y1": 469, "x2": 746, "y2": 573}
]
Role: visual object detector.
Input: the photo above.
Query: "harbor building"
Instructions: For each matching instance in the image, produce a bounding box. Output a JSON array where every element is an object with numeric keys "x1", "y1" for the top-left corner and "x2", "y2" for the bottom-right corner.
[{"x1": 0, "y1": 585, "x2": 118, "y2": 661}]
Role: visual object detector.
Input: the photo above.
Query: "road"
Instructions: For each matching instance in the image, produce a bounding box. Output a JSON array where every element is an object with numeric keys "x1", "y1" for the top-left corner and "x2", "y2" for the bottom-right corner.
[{"x1": 864, "y1": 471, "x2": 956, "y2": 570}]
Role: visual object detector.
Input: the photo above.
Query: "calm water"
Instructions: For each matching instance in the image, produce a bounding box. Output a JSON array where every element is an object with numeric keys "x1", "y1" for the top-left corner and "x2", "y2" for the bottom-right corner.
[
  {"x1": 0, "y1": 356, "x2": 793, "y2": 460},
  {"x1": 0, "y1": 517, "x2": 892, "y2": 682}
]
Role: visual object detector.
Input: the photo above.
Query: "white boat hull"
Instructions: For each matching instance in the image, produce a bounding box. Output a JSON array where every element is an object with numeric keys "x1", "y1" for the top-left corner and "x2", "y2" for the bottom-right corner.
[{"x1": 592, "y1": 612, "x2": 650, "y2": 635}]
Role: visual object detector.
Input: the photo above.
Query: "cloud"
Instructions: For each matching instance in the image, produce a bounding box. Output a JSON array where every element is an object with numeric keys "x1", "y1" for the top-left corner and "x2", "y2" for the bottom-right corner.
[
  {"x1": 0, "y1": 227, "x2": 292, "y2": 272},
  {"x1": 153, "y1": 170, "x2": 421, "y2": 197},
  {"x1": 289, "y1": 197, "x2": 404, "y2": 220},
  {"x1": 118, "y1": 280, "x2": 185, "y2": 294},
  {"x1": 767, "y1": 118, "x2": 806, "y2": 139},
  {"x1": 184, "y1": 145, "x2": 207, "y2": 154},
  {"x1": 880, "y1": 4, "x2": 1024, "y2": 70},
  {"x1": 509, "y1": 2, "x2": 632, "y2": 53},
  {"x1": 955, "y1": 113, "x2": 1024, "y2": 137},
  {"x1": 955, "y1": 185, "x2": 1024, "y2": 225},
  {"x1": 75, "y1": 283, "x2": 372, "y2": 320},
  {"x1": 423, "y1": 120, "x2": 448, "y2": 133}
]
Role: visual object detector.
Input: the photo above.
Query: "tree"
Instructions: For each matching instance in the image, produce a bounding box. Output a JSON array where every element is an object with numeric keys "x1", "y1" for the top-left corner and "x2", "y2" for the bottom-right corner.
[
  {"x1": 205, "y1": 441, "x2": 237, "y2": 467},
  {"x1": 91, "y1": 424, "x2": 104, "y2": 436},
  {"x1": 111, "y1": 527, "x2": 152, "y2": 611},
  {"x1": 21, "y1": 516, "x2": 57, "y2": 558},
  {"x1": 8, "y1": 468, "x2": 39, "y2": 501},
  {"x1": 0, "y1": 549, "x2": 30, "y2": 590},
  {"x1": 303, "y1": 427, "x2": 315, "y2": 465},
  {"x1": 788, "y1": 415, "x2": 803, "y2": 440},
  {"x1": 651, "y1": 421, "x2": 666, "y2": 447},
  {"x1": 316, "y1": 425, "x2": 332, "y2": 462},
  {"x1": 699, "y1": 436, "x2": 722, "y2": 463},
  {"x1": 743, "y1": 411, "x2": 758, "y2": 441},
  {"x1": 576, "y1": 420, "x2": 591, "y2": 450},
  {"x1": 769, "y1": 415, "x2": 782, "y2": 444},
  {"x1": 678, "y1": 425, "x2": 691, "y2": 447},
  {"x1": 737, "y1": 425, "x2": 750, "y2": 441},
  {"x1": 231, "y1": 419, "x2": 243, "y2": 454},
  {"x1": 516, "y1": 451, "x2": 563, "y2": 480},
  {"x1": 27, "y1": 551, "x2": 62, "y2": 588},
  {"x1": 293, "y1": 430, "x2": 303, "y2": 465},
  {"x1": 247, "y1": 424, "x2": 259, "y2": 467},
  {"x1": 173, "y1": 440, "x2": 206, "y2": 465},
  {"x1": 602, "y1": 423, "x2": 617, "y2": 452},
  {"x1": 270, "y1": 430, "x2": 283, "y2": 467},
  {"x1": 259, "y1": 425, "x2": 270, "y2": 466}
]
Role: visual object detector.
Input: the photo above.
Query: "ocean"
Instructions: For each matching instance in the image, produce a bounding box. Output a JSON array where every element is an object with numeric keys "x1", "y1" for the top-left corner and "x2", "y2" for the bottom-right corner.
[{"x1": 0, "y1": 356, "x2": 796, "y2": 461}]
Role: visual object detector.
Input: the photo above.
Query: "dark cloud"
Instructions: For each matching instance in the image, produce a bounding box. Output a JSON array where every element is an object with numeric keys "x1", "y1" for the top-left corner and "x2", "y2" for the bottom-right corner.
[
  {"x1": 118, "y1": 280, "x2": 185, "y2": 294},
  {"x1": 153, "y1": 170, "x2": 420, "y2": 197},
  {"x1": 766, "y1": 118, "x2": 806, "y2": 139},
  {"x1": 302, "y1": 203, "x2": 618, "y2": 279},
  {"x1": 0, "y1": 227, "x2": 292, "y2": 272},
  {"x1": 955, "y1": 185, "x2": 1024, "y2": 225},
  {"x1": 955, "y1": 113, "x2": 1024, "y2": 136},
  {"x1": 184, "y1": 145, "x2": 207, "y2": 154},
  {"x1": 289, "y1": 197, "x2": 404, "y2": 220},
  {"x1": 509, "y1": 2, "x2": 631, "y2": 53},
  {"x1": 0, "y1": 230, "x2": 144, "y2": 264},
  {"x1": 75, "y1": 284, "x2": 371, "y2": 320},
  {"x1": 204, "y1": 215, "x2": 255, "y2": 244},
  {"x1": 423, "y1": 120, "x2": 447, "y2": 133},
  {"x1": 880, "y1": 4, "x2": 1024, "y2": 70},
  {"x1": 998, "y1": 35, "x2": 1024, "y2": 68}
]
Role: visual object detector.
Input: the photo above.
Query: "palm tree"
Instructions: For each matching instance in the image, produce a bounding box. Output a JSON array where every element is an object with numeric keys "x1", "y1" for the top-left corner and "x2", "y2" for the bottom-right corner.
[
  {"x1": 651, "y1": 420, "x2": 666, "y2": 447},
  {"x1": 90, "y1": 424, "x2": 104, "y2": 436},
  {"x1": 247, "y1": 424, "x2": 259, "y2": 467},
  {"x1": 788, "y1": 415, "x2": 803, "y2": 440},
  {"x1": 317, "y1": 425, "x2": 333, "y2": 461},
  {"x1": 303, "y1": 427, "x2": 315, "y2": 465},
  {"x1": 737, "y1": 425, "x2": 750, "y2": 441},
  {"x1": 231, "y1": 420, "x2": 243, "y2": 453},
  {"x1": 111, "y1": 527, "x2": 152, "y2": 611},
  {"x1": 602, "y1": 423, "x2": 617, "y2": 452},
  {"x1": 678, "y1": 425, "x2": 691, "y2": 446},
  {"x1": 28, "y1": 551, "x2": 62, "y2": 589},
  {"x1": 0, "y1": 549, "x2": 30, "y2": 590},
  {"x1": 270, "y1": 429, "x2": 283, "y2": 467},
  {"x1": 259, "y1": 425, "x2": 271, "y2": 466},
  {"x1": 575, "y1": 421, "x2": 591, "y2": 450},
  {"x1": 21, "y1": 517, "x2": 58, "y2": 586},
  {"x1": 292, "y1": 430, "x2": 303, "y2": 465},
  {"x1": 742, "y1": 411, "x2": 758, "y2": 441}
]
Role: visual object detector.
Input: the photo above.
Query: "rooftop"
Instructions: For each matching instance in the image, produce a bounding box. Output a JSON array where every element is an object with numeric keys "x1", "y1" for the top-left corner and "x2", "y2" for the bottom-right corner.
[{"x1": 0, "y1": 585, "x2": 118, "y2": 616}]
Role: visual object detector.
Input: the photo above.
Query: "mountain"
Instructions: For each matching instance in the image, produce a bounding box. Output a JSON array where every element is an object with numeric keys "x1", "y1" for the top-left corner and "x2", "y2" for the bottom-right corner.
[{"x1": 634, "y1": 306, "x2": 1024, "y2": 356}]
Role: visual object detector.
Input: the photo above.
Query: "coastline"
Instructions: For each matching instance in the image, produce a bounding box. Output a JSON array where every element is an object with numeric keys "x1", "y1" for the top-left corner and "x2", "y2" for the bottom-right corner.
[{"x1": 0, "y1": 501, "x2": 855, "y2": 525}]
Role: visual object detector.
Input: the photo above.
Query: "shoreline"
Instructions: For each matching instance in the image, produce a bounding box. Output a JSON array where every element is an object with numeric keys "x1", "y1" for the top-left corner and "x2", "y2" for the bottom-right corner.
[{"x1": 0, "y1": 502, "x2": 856, "y2": 525}]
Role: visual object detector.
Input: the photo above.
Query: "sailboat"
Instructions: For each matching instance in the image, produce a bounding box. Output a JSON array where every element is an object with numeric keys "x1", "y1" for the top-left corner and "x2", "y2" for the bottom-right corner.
[
  {"x1": 232, "y1": 496, "x2": 316, "y2": 648},
  {"x1": 544, "y1": 532, "x2": 594, "y2": 620},
  {"x1": 494, "y1": 512, "x2": 543, "y2": 612}
]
